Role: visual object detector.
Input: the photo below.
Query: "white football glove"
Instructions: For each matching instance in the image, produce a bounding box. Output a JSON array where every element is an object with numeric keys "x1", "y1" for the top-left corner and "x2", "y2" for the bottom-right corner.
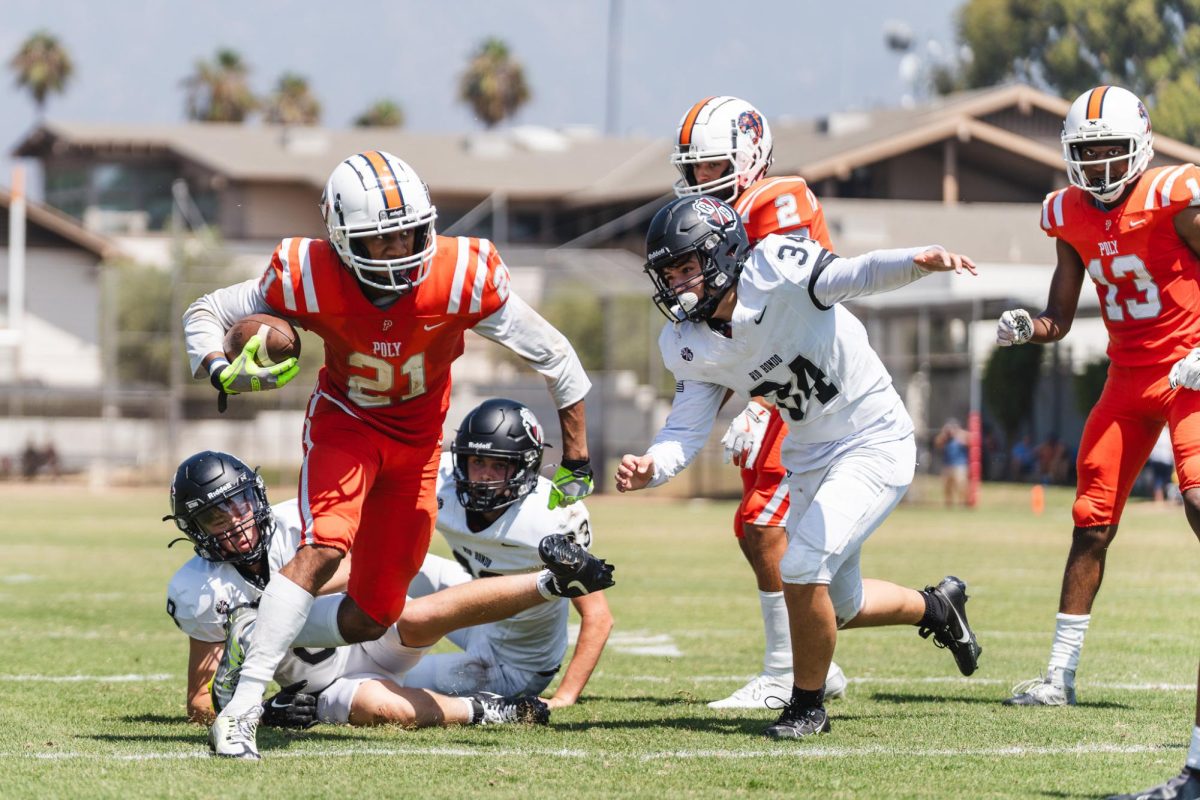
[
  {"x1": 1169, "y1": 348, "x2": 1200, "y2": 390},
  {"x1": 720, "y1": 401, "x2": 771, "y2": 469},
  {"x1": 996, "y1": 309, "x2": 1034, "y2": 347}
]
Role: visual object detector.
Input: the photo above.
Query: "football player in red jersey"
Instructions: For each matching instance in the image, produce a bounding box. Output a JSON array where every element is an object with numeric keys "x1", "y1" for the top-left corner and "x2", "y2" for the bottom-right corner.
[
  {"x1": 997, "y1": 86, "x2": 1200, "y2": 790},
  {"x1": 670, "y1": 96, "x2": 847, "y2": 708},
  {"x1": 183, "y1": 150, "x2": 593, "y2": 759}
]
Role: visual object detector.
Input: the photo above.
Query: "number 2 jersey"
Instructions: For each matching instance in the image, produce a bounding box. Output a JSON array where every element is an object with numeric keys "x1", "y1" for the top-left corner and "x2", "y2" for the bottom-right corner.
[
  {"x1": 182, "y1": 235, "x2": 590, "y2": 444},
  {"x1": 1041, "y1": 164, "x2": 1200, "y2": 367},
  {"x1": 646, "y1": 236, "x2": 932, "y2": 478},
  {"x1": 735, "y1": 175, "x2": 833, "y2": 250}
]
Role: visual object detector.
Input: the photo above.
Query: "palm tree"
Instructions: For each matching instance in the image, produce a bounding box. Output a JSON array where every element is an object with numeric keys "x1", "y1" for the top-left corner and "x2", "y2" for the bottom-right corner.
[
  {"x1": 354, "y1": 99, "x2": 405, "y2": 128},
  {"x1": 9, "y1": 30, "x2": 74, "y2": 120},
  {"x1": 182, "y1": 48, "x2": 257, "y2": 123},
  {"x1": 458, "y1": 38, "x2": 531, "y2": 128},
  {"x1": 265, "y1": 72, "x2": 321, "y2": 126}
]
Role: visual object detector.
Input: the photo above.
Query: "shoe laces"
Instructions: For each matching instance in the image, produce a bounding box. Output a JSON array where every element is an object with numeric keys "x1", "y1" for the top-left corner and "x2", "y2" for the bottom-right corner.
[
  {"x1": 230, "y1": 707, "x2": 262, "y2": 741},
  {"x1": 764, "y1": 695, "x2": 823, "y2": 726}
]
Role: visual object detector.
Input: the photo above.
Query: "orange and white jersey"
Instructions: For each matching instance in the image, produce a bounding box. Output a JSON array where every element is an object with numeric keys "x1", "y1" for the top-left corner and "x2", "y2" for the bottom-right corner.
[
  {"x1": 183, "y1": 233, "x2": 589, "y2": 443},
  {"x1": 735, "y1": 176, "x2": 834, "y2": 249},
  {"x1": 1041, "y1": 164, "x2": 1200, "y2": 367},
  {"x1": 259, "y1": 235, "x2": 511, "y2": 442}
]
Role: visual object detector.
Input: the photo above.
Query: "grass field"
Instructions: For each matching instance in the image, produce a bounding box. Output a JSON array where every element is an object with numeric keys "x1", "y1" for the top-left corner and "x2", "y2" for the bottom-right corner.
[{"x1": 1, "y1": 478, "x2": 1196, "y2": 799}]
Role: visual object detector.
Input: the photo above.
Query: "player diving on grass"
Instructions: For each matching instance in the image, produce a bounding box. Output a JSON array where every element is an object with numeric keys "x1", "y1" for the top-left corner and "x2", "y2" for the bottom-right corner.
[
  {"x1": 615, "y1": 194, "x2": 984, "y2": 739},
  {"x1": 165, "y1": 443, "x2": 613, "y2": 733}
]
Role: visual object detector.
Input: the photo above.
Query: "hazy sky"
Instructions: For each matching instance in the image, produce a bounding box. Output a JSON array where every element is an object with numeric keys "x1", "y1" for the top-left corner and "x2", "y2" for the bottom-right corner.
[{"x1": 0, "y1": 0, "x2": 963, "y2": 191}]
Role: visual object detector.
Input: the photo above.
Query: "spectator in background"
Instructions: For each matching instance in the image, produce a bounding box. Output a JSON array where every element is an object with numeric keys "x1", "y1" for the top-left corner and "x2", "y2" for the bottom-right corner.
[
  {"x1": 934, "y1": 419, "x2": 970, "y2": 507},
  {"x1": 1146, "y1": 426, "x2": 1175, "y2": 504},
  {"x1": 1010, "y1": 434, "x2": 1036, "y2": 481},
  {"x1": 1035, "y1": 433, "x2": 1069, "y2": 485}
]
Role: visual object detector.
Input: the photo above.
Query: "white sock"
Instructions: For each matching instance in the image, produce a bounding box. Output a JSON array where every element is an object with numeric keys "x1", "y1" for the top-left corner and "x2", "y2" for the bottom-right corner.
[
  {"x1": 291, "y1": 593, "x2": 349, "y2": 648},
  {"x1": 1187, "y1": 726, "x2": 1200, "y2": 770},
  {"x1": 760, "y1": 590, "x2": 793, "y2": 676},
  {"x1": 1047, "y1": 613, "x2": 1090, "y2": 677},
  {"x1": 222, "y1": 573, "x2": 314, "y2": 717}
]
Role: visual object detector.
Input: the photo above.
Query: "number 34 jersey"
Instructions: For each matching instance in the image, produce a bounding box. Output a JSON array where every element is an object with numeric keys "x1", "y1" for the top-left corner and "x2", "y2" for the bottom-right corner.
[
  {"x1": 652, "y1": 235, "x2": 927, "y2": 476},
  {"x1": 1041, "y1": 164, "x2": 1200, "y2": 368}
]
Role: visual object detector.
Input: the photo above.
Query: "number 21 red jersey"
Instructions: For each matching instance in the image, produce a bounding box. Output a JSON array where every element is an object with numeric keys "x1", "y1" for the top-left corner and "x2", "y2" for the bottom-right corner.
[
  {"x1": 1041, "y1": 164, "x2": 1200, "y2": 367},
  {"x1": 259, "y1": 235, "x2": 510, "y2": 443},
  {"x1": 734, "y1": 175, "x2": 834, "y2": 249}
]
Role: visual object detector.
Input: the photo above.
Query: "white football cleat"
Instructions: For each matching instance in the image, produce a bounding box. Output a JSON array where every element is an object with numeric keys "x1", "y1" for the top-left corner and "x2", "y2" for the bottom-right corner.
[
  {"x1": 209, "y1": 705, "x2": 263, "y2": 760},
  {"x1": 708, "y1": 673, "x2": 794, "y2": 709},
  {"x1": 823, "y1": 661, "x2": 848, "y2": 700}
]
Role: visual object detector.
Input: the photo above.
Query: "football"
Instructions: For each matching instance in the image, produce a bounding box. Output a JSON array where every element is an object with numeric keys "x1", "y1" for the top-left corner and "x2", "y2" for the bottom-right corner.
[{"x1": 222, "y1": 313, "x2": 301, "y2": 365}]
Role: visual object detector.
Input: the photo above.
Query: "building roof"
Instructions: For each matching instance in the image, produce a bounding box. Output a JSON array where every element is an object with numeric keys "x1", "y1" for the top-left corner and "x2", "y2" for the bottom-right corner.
[
  {"x1": 0, "y1": 185, "x2": 122, "y2": 260},
  {"x1": 15, "y1": 83, "x2": 1200, "y2": 208}
]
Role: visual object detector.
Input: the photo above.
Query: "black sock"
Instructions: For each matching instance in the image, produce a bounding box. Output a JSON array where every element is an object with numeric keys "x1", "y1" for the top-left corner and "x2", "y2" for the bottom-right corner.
[
  {"x1": 467, "y1": 696, "x2": 484, "y2": 725},
  {"x1": 919, "y1": 588, "x2": 949, "y2": 629},
  {"x1": 790, "y1": 685, "x2": 825, "y2": 709}
]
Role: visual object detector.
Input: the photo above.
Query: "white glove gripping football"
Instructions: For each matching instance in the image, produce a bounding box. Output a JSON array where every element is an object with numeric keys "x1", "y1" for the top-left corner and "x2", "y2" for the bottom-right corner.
[
  {"x1": 720, "y1": 401, "x2": 771, "y2": 469},
  {"x1": 997, "y1": 309, "x2": 1034, "y2": 347},
  {"x1": 1169, "y1": 348, "x2": 1200, "y2": 390}
]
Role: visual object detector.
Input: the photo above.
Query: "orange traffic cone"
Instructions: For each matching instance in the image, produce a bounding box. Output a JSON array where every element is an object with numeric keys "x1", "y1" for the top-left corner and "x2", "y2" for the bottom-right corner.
[{"x1": 1031, "y1": 484, "x2": 1045, "y2": 515}]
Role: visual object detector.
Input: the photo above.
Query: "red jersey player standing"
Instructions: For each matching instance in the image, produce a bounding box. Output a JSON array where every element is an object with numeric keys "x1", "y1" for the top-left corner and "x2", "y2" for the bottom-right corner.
[
  {"x1": 996, "y1": 86, "x2": 1200, "y2": 724},
  {"x1": 669, "y1": 96, "x2": 847, "y2": 708},
  {"x1": 183, "y1": 151, "x2": 593, "y2": 759}
]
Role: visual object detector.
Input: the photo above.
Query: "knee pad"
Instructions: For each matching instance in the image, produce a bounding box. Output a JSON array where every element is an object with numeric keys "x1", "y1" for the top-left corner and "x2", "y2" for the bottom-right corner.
[
  {"x1": 317, "y1": 675, "x2": 368, "y2": 725},
  {"x1": 779, "y1": 543, "x2": 825, "y2": 585}
]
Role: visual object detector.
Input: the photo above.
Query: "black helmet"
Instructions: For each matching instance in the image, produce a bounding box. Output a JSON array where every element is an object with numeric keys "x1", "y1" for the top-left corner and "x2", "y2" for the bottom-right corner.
[
  {"x1": 451, "y1": 398, "x2": 546, "y2": 512},
  {"x1": 643, "y1": 195, "x2": 751, "y2": 322},
  {"x1": 165, "y1": 451, "x2": 273, "y2": 566}
]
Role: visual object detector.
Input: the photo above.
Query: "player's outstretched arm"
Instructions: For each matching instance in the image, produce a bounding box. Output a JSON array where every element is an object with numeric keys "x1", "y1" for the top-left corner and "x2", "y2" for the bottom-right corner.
[
  {"x1": 996, "y1": 239, "x2": 1087, "y2": 347},
  {"x1": 913, "y1": 247, "x2": 977, "y2": 274},
  {"x1": 615, "y1": 453, "x2": 655, "y2": 493},
  {"x1": 545, "y1": 591, "x2": 614, "y2": 709}
]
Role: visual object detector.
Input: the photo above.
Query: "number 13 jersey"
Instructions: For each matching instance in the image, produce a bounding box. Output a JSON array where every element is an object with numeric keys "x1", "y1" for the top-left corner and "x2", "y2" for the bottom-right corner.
[{"x1": 1041, "y1": 163, "x2": 1200, "y2": 368}]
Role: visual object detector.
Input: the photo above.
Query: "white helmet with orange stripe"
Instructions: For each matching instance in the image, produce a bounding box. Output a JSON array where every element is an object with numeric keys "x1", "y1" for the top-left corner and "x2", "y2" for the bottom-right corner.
[
  {"x1": 671, "y1": 96, "x2": 773, "y2": 202},
  {"x1": 320, "y1": 150, "x2": 438, "y2": 294},
  {"x1": 1062, "y1": 85, "x2": 1154, "y2": 204}
]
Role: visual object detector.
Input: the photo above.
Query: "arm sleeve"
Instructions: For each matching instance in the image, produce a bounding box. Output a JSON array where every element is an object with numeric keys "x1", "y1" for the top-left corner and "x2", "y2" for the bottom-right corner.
[
  {"x1": 643, "y1": 379, "x2": 726, "y2": 487},
  {"x1": 182, "y1": 278, "x2": 274, "y2": 378},
  {"x1": 809, "y1": 246, "x2": 931, "y2": 309},
  {"x1": 472, "y1": 292, "x2": 592, "y2": 409}
]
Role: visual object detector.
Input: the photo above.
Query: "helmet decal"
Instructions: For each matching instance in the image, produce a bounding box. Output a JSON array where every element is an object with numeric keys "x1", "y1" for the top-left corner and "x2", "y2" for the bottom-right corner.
[
  {"x1": 519, "y1": 406, "x2": 543, "y2": 446},
  {"x1": 692, "y1": 197, "x2": 737, "y2": 230},
  {"x1": 737, "y1": 110, "x2": 764, "y2": 144}
]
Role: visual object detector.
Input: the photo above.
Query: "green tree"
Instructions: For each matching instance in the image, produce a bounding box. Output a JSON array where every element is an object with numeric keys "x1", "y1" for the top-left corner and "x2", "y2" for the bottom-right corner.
[
  {"x1": 982, "y1": 343, "x2": 1045, "y2": 445},
  {"x1": 945, "y1": 0, "x2": 1200, "y2": 141},
  {"x1": 9, "y1": 30, "x2": 73, "y2": 119},
  {"x1": 182, "y1": 48, "x2": 257, "y2": 123},
  {"x1": 265, "y1": 72, "x2": 321, "y2": 126},
  {"x1": 354, "y1": 99, "x2": 405, "y2": 128},
  {"x1": 458, "y1": 38, "x2": 531, "y2": 128}
]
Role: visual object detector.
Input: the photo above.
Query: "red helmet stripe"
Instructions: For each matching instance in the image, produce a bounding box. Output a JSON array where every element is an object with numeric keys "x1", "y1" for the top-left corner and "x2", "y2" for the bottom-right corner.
[
  {"x1": 361, "y1": 150, "x2": 405, "y2": 209},
  {"x1": 678, "y1": 96, "x2": 717, "y2": 147},
  {"x1": 1085, "y1": 86, "x2": 1110, "y2": 120}
]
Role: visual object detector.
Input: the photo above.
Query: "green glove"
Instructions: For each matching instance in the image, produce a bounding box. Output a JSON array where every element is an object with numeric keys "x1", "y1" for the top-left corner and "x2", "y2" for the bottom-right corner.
[
  {"x1": 548, "y1": 460, "x2": 594, "y2": 510},
  {"x1": 209, "y1": 335, "x2": 299, "y2": 413}
]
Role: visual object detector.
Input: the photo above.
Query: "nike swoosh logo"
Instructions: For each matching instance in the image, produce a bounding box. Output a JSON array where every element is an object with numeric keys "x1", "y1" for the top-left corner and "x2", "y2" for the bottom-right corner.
[
  {"x1": 567, "y1": 580, "x2": 589, "y2": 595},
  {"x1": 950, "y1": 608, "x2": 972, "y2": 643},
  {"x1": 753, "y1": 307, "x2": 767, "y2": 325},
  {"x1": 1129, "y1": 219, "x2": 1147, "y2": 227},
  {"x1": 423, "y1": 322, "x2": 447, "y2": 330},
  {"x1": 269, "y1": 697, "x2": 291, "y2": 709}
]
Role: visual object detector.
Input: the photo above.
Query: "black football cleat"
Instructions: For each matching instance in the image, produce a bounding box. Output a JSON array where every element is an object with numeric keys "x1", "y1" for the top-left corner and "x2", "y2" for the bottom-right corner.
[
  {"x1": 538, "y1": 534, "x2": 615, "y2": 597},
  {"x1": 763, "y1": 702, "x2": 831, "y2": 739},
  {"x1": 918, "y1": 576, "x2": 982, "y2": 676},
  {"x1": 1105, "y1": 767, "x2": 1200, "y2": 800}
]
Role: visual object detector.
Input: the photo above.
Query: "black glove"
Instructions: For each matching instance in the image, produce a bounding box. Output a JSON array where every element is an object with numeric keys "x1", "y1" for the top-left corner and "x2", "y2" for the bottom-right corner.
[
  {"x1": 261, "y1": 681, "x2": 319, "y2": 729},
  {"x1": 539, "y1": 533, "x2": 615, "y2": 598}
]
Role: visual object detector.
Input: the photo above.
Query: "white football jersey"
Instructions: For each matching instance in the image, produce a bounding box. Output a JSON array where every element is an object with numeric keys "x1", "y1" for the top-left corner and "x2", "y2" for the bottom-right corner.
[
  {"x1": 434, "y1": 452, "x2": 591, "y2": 672},
  {"x1": 165, "y1": 498, "x2": 350, "y2": 693},
  {"x1": 648, "y1": 235, "x2": 928, "y2": 478}
]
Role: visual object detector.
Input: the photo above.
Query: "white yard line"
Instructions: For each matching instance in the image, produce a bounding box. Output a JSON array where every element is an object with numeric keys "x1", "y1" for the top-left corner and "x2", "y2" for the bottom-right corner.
[
  {"x1": 0, "y1": 673, "x2": 172, "y2": 682},
  {"x1": 0, "y1": 742, "x2": 1180, "y2": 762},
  {"x1": 600, "y1": 673, "x2": 1195, "y2": 691}
]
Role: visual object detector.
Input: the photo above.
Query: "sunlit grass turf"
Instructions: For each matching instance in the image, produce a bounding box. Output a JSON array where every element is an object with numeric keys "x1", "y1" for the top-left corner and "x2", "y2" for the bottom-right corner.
[{"x1": 0, "y1": 479, "x2": 1195, "y2": 799}]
